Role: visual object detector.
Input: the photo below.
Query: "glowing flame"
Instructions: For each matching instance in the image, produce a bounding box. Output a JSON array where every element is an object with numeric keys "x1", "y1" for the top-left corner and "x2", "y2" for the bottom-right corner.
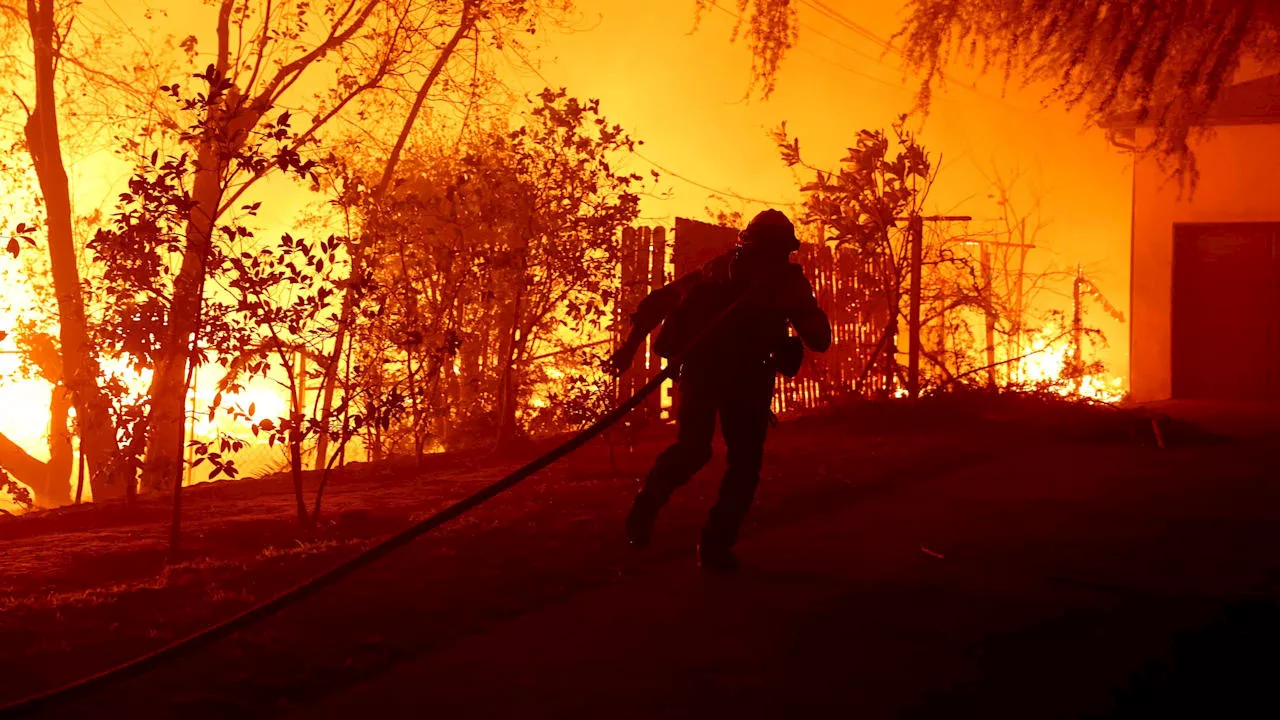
[{"x1": 1014, "y1": 324, "x2": 1126, "y2": 403}]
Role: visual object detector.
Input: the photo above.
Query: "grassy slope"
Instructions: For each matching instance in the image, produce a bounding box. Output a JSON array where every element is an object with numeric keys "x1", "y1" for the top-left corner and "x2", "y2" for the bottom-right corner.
[{"x1": 0, "y1": 395, "x2": 1217, "y2": 710}]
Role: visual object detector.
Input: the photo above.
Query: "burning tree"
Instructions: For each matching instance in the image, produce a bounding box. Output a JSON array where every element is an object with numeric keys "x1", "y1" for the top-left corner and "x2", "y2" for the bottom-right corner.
[
  {"x1": 339, "y1": 89, "x2": 644, "y2": 456},
  {"x1": 0, "y1": 0, "x2": 565, "y2": 505}
]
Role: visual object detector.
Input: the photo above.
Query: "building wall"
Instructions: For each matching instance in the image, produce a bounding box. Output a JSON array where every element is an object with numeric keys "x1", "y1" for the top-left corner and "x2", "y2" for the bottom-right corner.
[{"x1": 1131, "y1": 123, "x2": 1280, "y2": 401}]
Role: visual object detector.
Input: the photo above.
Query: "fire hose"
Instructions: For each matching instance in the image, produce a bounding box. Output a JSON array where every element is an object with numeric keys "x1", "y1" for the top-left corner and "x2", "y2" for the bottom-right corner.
[{"x1": 0, "y1": 290, "x2": 756, "y2": 717}]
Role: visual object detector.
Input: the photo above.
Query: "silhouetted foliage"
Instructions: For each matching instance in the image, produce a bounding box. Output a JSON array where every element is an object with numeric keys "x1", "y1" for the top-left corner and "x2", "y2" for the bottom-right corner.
[
  {"x1": 775, "y1": 114, "x2": 939, "y2": 394},
  {"x1": 776, "y1": 115, "x2": 1111, "y2": 396},
  {"x1": 339, "y1": 89, "x2": 643, "y2": 455},
  {"x1": 714, "y1": 0, "x2": 1280, "y2": 185},
  {"x1": 894, "y1": 0, "x2": 1280, "y2": 186},
  {"x1": 0, "y1": 468, "x2": 34, "y2": 511},
  {"x1": 694, "y1": 0, "x2": 798, "y2": 97},
  {"x1": 0, "y1": 0, "x2": 554, "y2": 507}
]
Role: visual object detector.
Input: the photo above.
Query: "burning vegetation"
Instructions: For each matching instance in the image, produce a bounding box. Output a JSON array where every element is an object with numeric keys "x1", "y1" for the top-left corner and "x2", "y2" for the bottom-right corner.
[
  {"x1": 5, "y1": 0, "x2": 1280, "y2": 715},
  {"x1": 0, "y1": 1, "x2": 1131, "y2": 521}
]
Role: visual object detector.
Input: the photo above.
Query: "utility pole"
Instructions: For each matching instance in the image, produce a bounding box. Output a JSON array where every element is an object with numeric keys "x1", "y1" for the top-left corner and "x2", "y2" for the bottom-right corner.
[
  {"x1": 901, "y1": 213, "x2": 972, "y2": 399},
  {"x1": 1071, "y1": 265, "x2": 1084, "y2": 394},
  {"x1": 980, "y1": 240, "x2": 996, "y2": 388},
  {"x1": 1013, "y1": 218, "x2": 1029, "y2": 383},
  {"x1": 907, "y1": 214, "x2": 923, "y2": 399}
]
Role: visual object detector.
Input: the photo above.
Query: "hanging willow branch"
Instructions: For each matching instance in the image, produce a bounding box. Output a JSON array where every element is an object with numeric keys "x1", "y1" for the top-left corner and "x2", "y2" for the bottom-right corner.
[
  {"x1": 694, "y1": 0, "x2": 799, "y2": 97},
  {"x1": 707, "y1": 0, "x2": 1280, "y2": 187},
  {"x1": 893, "y1": 0, "x2": 1280, "y2": 187}
]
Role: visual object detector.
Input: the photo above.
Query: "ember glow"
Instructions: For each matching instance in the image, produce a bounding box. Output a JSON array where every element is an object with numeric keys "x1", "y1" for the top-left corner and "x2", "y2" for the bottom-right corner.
[
  {"x1": 4, "y1": 3, "x2": 1280, "y2": 717},
  {"x1": 1014, "y1": 324, "x2": 1127, "y2": 403},
  {"x1": 0, "y1": 0, "x2": 1137, "y2": 516}
]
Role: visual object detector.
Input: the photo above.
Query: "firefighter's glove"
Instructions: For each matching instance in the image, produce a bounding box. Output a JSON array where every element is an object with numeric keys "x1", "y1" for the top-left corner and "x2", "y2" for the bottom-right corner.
[
  {"x1": 605, "y1": 337, "x2": 642, "y2": 377},
  {"x1": 771, "y1": 335, "x2": 805, "y2": 378}
]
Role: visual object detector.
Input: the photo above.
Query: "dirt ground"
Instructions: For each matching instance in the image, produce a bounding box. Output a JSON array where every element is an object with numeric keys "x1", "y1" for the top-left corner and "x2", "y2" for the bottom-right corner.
[{"x1": 1, "y1": 395, "x2": 1277, "y2": 718}]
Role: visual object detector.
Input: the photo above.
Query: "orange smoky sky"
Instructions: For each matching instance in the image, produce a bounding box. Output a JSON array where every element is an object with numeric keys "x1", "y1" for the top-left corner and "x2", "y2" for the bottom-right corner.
[
  {"x1": 0, "y1": 0, "x2": 1138, "y2": 510},
  {"x1": 70, "y1": 0, "x2": 1138, "y2": 380},
  {"x1": 516, "y1": 0, "x2": 1134, "y2": 378},
  {"x1": 1, "y1": 0, "x2": 1134, "y2": 413}
]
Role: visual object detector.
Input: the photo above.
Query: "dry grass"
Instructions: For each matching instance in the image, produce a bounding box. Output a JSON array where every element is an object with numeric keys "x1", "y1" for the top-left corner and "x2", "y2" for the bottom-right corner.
[{"x1": 0, "y1": 394, "x2": 1188, "y2": 707}]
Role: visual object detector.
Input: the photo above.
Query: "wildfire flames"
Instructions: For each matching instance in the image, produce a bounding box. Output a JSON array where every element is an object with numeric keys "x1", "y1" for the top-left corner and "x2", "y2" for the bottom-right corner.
[
  {"x1": 1014, "y1": 324, "x2": 1126, "y2": 403},
  {"x1": 0, "y1": 357, "x2": 294, "y2": 511},
  {"x1": 0, "y1": 0, "x2": 1134, "y2": 519}
]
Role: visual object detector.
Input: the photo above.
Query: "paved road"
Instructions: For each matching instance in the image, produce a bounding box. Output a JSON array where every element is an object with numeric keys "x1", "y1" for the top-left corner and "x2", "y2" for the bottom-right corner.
[{"x1": 298, "y1": 431, "x2": 1280, "y2": 719}]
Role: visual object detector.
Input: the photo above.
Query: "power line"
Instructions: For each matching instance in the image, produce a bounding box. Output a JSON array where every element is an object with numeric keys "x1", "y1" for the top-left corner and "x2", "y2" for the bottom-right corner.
[
  {"x1": 797, "y1": 0, "x2": 1026, "y2": 113},
  {"x1": 800, "y1": 0, "x2": 901, "y2": 58},
  {"x1": 633, "y1": 150, "x2": 797, "y2": 208},
  {"x1": 495, "y1": 11, "x2": 795, "y2": 211},
  {"x1": 796, "y1": 16, "x2": 895, "y2": 68},
  {"x1": 792, "y1": 44, "x2": 909, "y2": 92},
  {"x1": 709, "y1": 0, "x2": 905, "y2": 91}
]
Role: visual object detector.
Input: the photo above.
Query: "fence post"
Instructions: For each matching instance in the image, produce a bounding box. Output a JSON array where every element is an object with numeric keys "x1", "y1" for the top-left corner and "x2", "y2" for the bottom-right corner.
[
  {"x1": 907, "y1": 214, "x2": 923, "y2": 400},
  {"x1": 1072, "y1": 264, "x2": 1084, "y2": 394},
  {"x1": 981, "y1": 240, "x2": 997, "y2": 388}
]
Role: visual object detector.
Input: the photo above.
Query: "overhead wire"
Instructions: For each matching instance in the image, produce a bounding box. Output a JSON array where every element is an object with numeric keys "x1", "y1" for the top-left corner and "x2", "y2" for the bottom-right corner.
[
  {"x1": 796, "y1": 14, "x2": 895, "y2": 68},
  {"x1": 632, "y1": 150, "x2": 797, "y2": 208},
  {"x1": 796, "y1": 0, "x2": 1027, "y2": 113},
  {"x1": 707, "y1": 1, "x2": 907, "y2": 91},
  {"x1": 493, "y1": 15, "x2": 796, "y2": 211},
  {"x1": 790, "y1": 44, "x2": 911, "y2": 92},
  {"x1": 800, "y1": 0, "x2": 902, "y2": 58}
]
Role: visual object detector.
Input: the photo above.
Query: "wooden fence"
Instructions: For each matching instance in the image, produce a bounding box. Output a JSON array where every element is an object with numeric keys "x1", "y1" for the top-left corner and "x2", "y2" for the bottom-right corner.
[
  {"x1": 614, "y1": 219, "x2": 889, "y2": 425},
  {"x1": 614, "y1": 225, "x2": 669, "y2": 427},
  {"x1": 774, "y1": 241, "x2": 891, "y2": 414}
]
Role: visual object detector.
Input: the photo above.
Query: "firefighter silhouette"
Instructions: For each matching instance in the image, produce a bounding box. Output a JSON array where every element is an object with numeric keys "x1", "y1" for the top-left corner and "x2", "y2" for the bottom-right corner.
[{"x1": 607, "y1": 209, "x2": 831, "y2": 572}]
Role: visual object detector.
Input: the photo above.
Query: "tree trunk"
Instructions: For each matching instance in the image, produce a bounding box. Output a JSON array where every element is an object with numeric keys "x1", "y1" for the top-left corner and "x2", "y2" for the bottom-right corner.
[
  {"x1": 140, "y1": 135, "x2": 229, "y2": 493},
  {"x1": 42, "y1": 385, "x2": 73, "y2": 506},
  {"x1": 22, "y1": 0, "x2": 124, "y2": 501},
  {"x1": 0, "y1": 435, "x2": 54, "y2": 506},
  {"x1": 365, "y1": 354, "x2": 386, "y2": 462},
  {"x1": 166, "y1": 435, "x2": 184, "y2": 562},
  {"x1": 312, "y1": 238, "x2": 366, "y2": 470},
  {"x1": 0, "y1": 382, "x2": 72, "y2": 507},
  {"x1": 313, "y1": 10, "x2": 477, "y2": 469},
  {"x1": 289, "y1": 411, "x2": 308, "y2": 526},
  {"x1": 494, "y1": 267, "x2": 526, "y2": 451}
]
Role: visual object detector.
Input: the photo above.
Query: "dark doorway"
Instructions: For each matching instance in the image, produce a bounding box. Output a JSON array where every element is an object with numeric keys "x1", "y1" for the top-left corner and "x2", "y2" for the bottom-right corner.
[{"x1": 1172, "y1": 222, "x2": 1280, "y2": 400}]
